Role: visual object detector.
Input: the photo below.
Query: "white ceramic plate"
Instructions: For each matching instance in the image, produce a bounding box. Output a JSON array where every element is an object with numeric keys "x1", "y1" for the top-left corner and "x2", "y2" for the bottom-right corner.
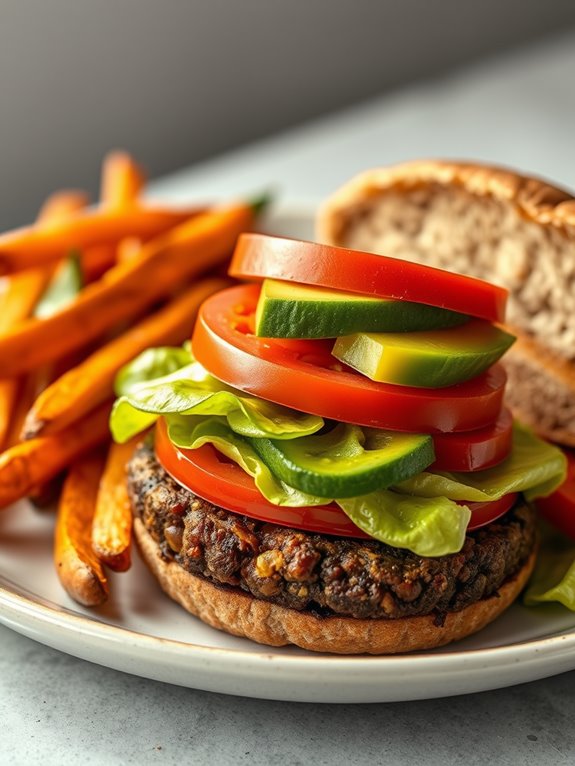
[{"x1": 1, "y1": 208, "x2": 575, "y2": 704}]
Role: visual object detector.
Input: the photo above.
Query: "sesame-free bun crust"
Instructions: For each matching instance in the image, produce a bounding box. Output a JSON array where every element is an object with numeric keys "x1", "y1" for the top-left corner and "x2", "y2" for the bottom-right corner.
[
  {"x1": 317, "y1": 160, "x2": 575, "y2": 446},
  {"x1": 134, "y1": 518, "x2": 536, "y2": 655}
]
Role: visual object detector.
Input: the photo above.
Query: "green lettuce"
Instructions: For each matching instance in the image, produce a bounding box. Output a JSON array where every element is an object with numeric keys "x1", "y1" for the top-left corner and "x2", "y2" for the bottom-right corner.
[
  {"x1": 110, "y1": 348, "x2": 324, "y2": 444},
  {"x1": 166, "y1": 415, "x2": 330, "y2": 507},
  {"x1": 524, "y1": 525, "x2": 575, "y2": 610},
  {"x1": 336, "y1": 492, "x2": 470, "y2": 557},
  {"x1": 110, "y1": 346, "x2": 567, "y2": 558},
  {"x1": 166, "y1": 413, "x2": 470, "y2": 556},
  {"x1": 395, "y1": 424, "x2": 566, "y2": 502},
  {"x1": 115, "y1": 346, "x2": 193, "y2": 395}
]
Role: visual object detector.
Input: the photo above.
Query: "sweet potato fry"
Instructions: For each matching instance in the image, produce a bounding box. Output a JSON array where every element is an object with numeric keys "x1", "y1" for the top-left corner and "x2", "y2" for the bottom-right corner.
[
  {"x1": 24, "y1": 277, "x2": 229, "y2": 437},
  {"x1": 0, "y1": 264, "x2": 76, "y2": 340},
  {"x1": 0, "y1": 203, "x2": 256, "y2": 378},
  {"x1": 4, "y1": 375, "x2": 39, "y2": 449},
  {"x1": 0, "y1": 205, "x2": 203, "y2": 275},
  {"x1": 0, "y1": 191, "x2": 88, "y2": 449},
  {"x1": 0, "y1": 402, "x2": 111, "y2": 509},
  {"x1": 116, "y1": 236, "x2": 142, "y2": 263},
  {"x1": 92, "y1": 438, "x2": 140, "y2": 572},
  {"x1": 37, "y1": 189, "x2": 89, "y2": 223},
  {"x1": 6, "y1": 372, "x2": 71, "y2": 510},
  {"x1": 0, "y1": 380, "x2": 17, "y2": 450},
  {"x1": 0, "y1": 191, "x2": 88, "y2": 332},
  {"x1": 100, "y1": 151, "x2": 145, "y2": 208},
  {"x1": 0, "y1": 270, "x2": 54, "y2": 332},
  {"x1": 54, "y1": 453, "x2": 108, "y2": 606},
  {"x1": 81, "y1": 245, "x2": 117, "y2": 282}
]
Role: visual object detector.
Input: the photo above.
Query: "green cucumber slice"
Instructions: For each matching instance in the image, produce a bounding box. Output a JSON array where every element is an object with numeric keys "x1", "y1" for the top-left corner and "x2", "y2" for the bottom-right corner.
[
  {"x1": 332, "y1": 320, "x2": 515, "y2": 388},
  {"x1": 255, "y1": 279, "x2": 469, "y2": 338},
  {"x1": 248, "y1": 424, "x2": 434, "y2": 498}
]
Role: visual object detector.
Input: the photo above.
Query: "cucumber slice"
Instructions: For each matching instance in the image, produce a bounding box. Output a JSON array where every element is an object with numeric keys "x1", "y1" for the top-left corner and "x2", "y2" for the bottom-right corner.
[
  {"x1": 248, "y1": 424, "x2": 434, "y2": 498},
  {"x1": 255, "y1": 279, "x2": 469, "y2": 338},
  {"x1": 332, "y1": 320, "x2": 515, "y2": 388}
]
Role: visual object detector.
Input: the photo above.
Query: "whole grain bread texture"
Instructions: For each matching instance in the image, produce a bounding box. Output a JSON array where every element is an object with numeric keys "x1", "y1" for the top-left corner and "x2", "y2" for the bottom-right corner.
[
  {"x1": 135, "y1": 518, "x2": 535, "y2": 654},
  {"x1": 317, "y1": 160, "x2": 575, "y2": 446}
]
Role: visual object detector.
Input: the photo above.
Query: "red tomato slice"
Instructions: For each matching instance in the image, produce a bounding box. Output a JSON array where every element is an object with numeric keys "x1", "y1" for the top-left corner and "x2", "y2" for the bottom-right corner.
[
  {"x1": 465, "y1": 493, "x2": 518, "y2": 530},
  {"x1": 230, "y1": 233, "x2": 508, "y2": 323},
  {"x1": 155, "y1": 420, "x2": 517, "y2": 539},
  {"x1": 192, "y1": 284, "x2": 507, "y2": 434},
  {"x1": 536, "y1": 450, "x2": 575, "y2": 540},
  {"x1": 432, "y1": 408, "x2": 513, "y2": 472},
  {"x1": 155, "y1": 419, "x2": 366, "y2": 538}
]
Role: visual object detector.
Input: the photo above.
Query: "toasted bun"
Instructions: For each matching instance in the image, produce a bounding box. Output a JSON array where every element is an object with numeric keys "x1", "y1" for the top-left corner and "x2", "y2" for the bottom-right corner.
[
  {"x1": 317, "y1": 160, "x2": 575, "y2": 446},
  {"x1": 134, "y1": 518, "x2": 536, "y2": 655}
]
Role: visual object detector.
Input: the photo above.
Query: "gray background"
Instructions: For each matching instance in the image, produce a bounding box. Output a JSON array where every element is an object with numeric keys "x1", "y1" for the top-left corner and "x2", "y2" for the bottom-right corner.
[{"x1": 2, "y1": 0, "x2": 575, "y2": 227}]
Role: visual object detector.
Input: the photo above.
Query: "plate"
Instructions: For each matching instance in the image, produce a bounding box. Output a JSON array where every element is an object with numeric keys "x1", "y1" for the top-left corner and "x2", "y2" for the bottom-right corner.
[{"x1": 1, "y1": 208, "x2": 575, "y2": 704}]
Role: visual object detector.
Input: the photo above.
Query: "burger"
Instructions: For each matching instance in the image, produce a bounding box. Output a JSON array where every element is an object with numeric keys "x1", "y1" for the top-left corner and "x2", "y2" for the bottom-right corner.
[{"x1": 109, "y1": 166, "x2": 569, "y2": 654}]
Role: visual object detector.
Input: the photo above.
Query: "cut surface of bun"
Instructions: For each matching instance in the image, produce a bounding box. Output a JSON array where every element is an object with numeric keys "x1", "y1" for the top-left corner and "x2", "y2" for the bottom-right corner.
[
  {"x1": 317, "y1": 161, "x2": 575, "y2": 445},
  {"x1": 135, "y1": 518, "x2": 536, "y2": 655}
]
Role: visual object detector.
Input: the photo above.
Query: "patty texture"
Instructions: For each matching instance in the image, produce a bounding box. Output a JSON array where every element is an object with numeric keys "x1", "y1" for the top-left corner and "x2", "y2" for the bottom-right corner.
[{"x1": 128, "y1": 439, "x2": 536, "y2": 621}]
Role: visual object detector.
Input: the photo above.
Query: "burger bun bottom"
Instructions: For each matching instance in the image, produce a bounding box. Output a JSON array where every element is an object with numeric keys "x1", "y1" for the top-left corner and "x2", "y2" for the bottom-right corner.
[{"x1": 134, "y1": 518, "x2": 536, "y2": 655}]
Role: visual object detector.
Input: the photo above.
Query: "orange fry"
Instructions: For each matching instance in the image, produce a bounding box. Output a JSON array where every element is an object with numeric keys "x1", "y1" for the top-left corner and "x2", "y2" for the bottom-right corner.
[
  {"x1": 54, "y1": 453, "x2": 108, "y2": 606},
  {"x1": 0, "y1": 380, "x2": 17, "y2": 450},
  {"x1": 116, "y1": 236, "x2": 142, "y2": 263},
  {"x1": 92, "y1": 439, "x2": 139, "y2": 572},
  {"x1": 100, "y1": 151, "x2": 145, "y2": 208},
  {"x1": 81, "y1": 245, "x2": 117, "y2": 282},
  {"x1": 37, "y1": 190, "x2": 89, "y2": 226},
  {"x1": 0, "y1": 269, "x2": 53, "y2": 332},
  {"x1": 0, "y1": 202, "x2": 256, "y2": 378},
  {"x1": 0, "y1": 191, "x2": 88, "y2": 449},
  {"x1": 0, "y1": 190, "x2": 88, "y2": 332},
  {"x1": 25, "y1": 277, "x2": 229, "y2": 438},
  {"x1": 0, "y1": 205, "x2": 203, "y2": 275},
  {"x1": 0, "y1": 402, "x2": 111, "y2": 510},
  {"x1": 0, "y1": 373, "x2": 64, "y2": 509},
  {"x1": 4, "y1": 375, "x2": 40, "y2": 449}
]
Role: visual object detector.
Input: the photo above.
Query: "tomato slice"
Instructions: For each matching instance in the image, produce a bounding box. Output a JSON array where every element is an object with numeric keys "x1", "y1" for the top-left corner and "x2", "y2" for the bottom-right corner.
[
  {"x1": 192, "y1": 284, "x2": 507, "y2": 434},
  {"x1": 155, "y1": 420, "x2": 517, "y2": 538},
  {"x1": 464, "y1": 493, "x2": 518, "y2": 530},
  {"x1": 432, "y1": 408, "x2": 513, "y2": 472},
  {"x1": 230, "y1": 234, "x2": 508, "y2": 323},
  {"x1": 155, "y1": 419, "x2": 366, "y2": 538},
  {"x1": 536, "y1": 450, "x2": 575, "y2": 540}
]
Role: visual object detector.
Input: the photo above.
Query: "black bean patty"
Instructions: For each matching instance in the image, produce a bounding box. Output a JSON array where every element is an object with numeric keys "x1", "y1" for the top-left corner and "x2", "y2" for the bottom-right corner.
[{"x1": 128, "y1": 439, "x2": 536, "y2": 620}]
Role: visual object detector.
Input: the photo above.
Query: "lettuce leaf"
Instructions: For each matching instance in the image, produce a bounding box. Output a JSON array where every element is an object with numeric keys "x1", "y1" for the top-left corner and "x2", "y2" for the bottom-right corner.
[
  {"x1": 115, "y1": 346, "x2": 193, "y2": 395},
  {"x1": 337, "y1": 492, "x2": 470, "y2": 556},
  {"x1": 524, "y1": 525, "x2": 575, "y2": 610},
  {"x1": 110, "y1": 346, "x2": 566, "y2": 558},
  {"x1": 166, "y1": 415, "x2": 329, "y2": 507},
  {"x1": 110, "y1": 402, "x2": 159, "y2": 444},
  {"x1": 395, "y1": 424, "x2": 566, "y2": 502},
  {"x1": 110, "y1": 348, "x2": 324, "y2": 444},
  {"x1": 166, "y1": 413, "x2": 470, "y2": 555}
]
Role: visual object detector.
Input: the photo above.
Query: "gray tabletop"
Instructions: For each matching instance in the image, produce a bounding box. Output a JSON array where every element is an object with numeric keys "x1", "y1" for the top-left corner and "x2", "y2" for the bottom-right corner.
[
  {"x1": 3, "y1": 31, "x2": 575, "y2": 765},
  {"x1": 2, "y1": 621, "x2": 574, "y2": 765}
]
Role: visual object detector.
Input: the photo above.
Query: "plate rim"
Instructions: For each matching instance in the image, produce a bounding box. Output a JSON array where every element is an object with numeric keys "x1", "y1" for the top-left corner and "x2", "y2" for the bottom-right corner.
[
  {"x1": 3, "y1": 575, "x2": 575, "y2": 703},
  {"x1": 2, "y1": 204, "x2": 575, "y2": 701},
  {"x1": 2, "y1": 572, "x2": 575, "y2": 669}
]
